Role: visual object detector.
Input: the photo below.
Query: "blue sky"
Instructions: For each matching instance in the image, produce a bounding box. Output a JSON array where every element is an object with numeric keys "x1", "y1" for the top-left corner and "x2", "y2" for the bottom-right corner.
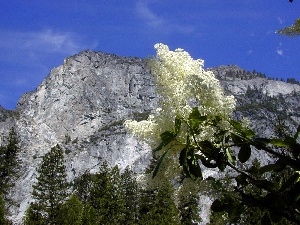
[{"x1": 0, "y1": 0, "x2": 299, "y2": 110}]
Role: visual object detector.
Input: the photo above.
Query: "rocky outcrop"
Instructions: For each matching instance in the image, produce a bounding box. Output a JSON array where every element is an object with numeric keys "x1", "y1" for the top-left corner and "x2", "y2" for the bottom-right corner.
[
  {"x1": 1, "y1": 50, "x2": 157, "y2": 223},
  {"x1": 0, "y1": 54, "x2": 299, "y2": 224}
]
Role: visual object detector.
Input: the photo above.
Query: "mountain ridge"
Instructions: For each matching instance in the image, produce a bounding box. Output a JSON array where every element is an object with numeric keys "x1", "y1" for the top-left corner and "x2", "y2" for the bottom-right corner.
[{"x1": 0, "y1": 50, "x2": 299, "y2": 224}]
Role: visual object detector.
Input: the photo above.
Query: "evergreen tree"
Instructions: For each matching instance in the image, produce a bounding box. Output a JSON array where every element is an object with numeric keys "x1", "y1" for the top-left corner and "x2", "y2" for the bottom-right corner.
[
  {"x1": 23, "y1": 203, "x2": 45, "y2": 225},
  {"x1": 109, "y1": 165, "x2": 126, "y2": 223},
  {"x1": 81, "y1": 202, "x2": 98, "y2": 225},
  {"x1": 60, "y1": 194, "x2": 83, "y2": 225},
  {"x1": 121, "y1": 166, "x2": 140, "y2": 224},
  {"x1": 89, "y1": 162, "x2": 125, "y2": 224},
  {"x1": 178, "y1": 179, "x2": 201, "y2": 225},
  {"x1": 139, "y1": 181, "x2": 179, "y2": 225},
  {"x1": 73, "y1": 172, "x2": 94, "y2": 203},
  {"x1": 0, "y1": 193, "x2": 10, "y2": 225},
  {"x1": 75, "y1": 161, "x2": 127, "y2": 224},
  {"x1": 0, "y1": 193, "x2": 5, "y2": 225},
  {"x1": 138, "y1": 187, "x2": 156, "y2": 224},
  {"x1": 0, "y1": 127, "x2": 20, "y2": 196},
  {"x1": 28, "y1": 144, "x2": 68, "y2": 224}
]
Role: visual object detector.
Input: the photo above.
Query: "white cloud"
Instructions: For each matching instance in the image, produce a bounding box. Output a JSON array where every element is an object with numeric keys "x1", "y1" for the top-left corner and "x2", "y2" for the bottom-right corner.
[
  {"x1": 247, "y1": 50, "x2": 253, "y2": 55},
  {"x1": 136, "y1": 1, "x2": 165, "y2": 28},
  {"x1": 0, "y1": 29, "x2": 97, "y2": 57},
  {"x1": 276, "y1": 49, "x2": 283, "y2": 56},
  {"x1": 276, "y1": 42, "x2": 283, "y2": 56},
  {"x1": 0, "y1": 29, "x2": 98, "y2": 92},
  {"x1": 2, "y1": 29, "x2": 92, "y2": 54},
  {"x1": 0, "y1": 29, "x2": 98, "y2": 67},
  {"x1": 135, "y1": 0, "x2": 195, "y2": 34},
  {"x1": 278, "y1": 17, "x2": 283, "y2": 25}
]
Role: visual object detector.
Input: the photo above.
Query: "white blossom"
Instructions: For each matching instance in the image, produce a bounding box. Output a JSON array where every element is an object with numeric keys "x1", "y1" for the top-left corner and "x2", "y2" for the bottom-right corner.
[{"x1": 125, "y1": 43, "x2": 236, "y2": 150}]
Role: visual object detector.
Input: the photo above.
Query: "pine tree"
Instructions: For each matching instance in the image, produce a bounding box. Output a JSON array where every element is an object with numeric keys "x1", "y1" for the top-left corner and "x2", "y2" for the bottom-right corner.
[
  {"x1": 60, "y1": 194, "x2": 83, "y2": 225},
  {"x1": 0, "y1": 193, "x2": 5, "y2": 225},
  {"x1": 89, "y1": 162, "x2": 125, "y2": 224},
  {"x1": 23, "y1": 203, "x2": 45, "y2": 225},
  {"x1": 178, "y1": 179, "x2": 201, "y2": 225},
  {"x1": 29, "y1": 144, "x2": 68, "y2": 224},
  {"x1": 138, "y1": 188, "x2": 156, "y2": 224},
  {"x1": 109, "y1": 165, "x2": 126, "y2": 224},
  {"x1": 121, "y1": 166, "x2": 139, "y2": 224},
  {"x1": 0, "y1": 193, "x2": 9, "y2": 225},
  {"x1": 81, "y1": 202, "x2": 98, "y2": 225},
  {"x1": 0, "y1": 127, "x2": 20, "y2": 196},
  {"x1": 139, "y1": 181, "x2": 180, "y2": 225}
]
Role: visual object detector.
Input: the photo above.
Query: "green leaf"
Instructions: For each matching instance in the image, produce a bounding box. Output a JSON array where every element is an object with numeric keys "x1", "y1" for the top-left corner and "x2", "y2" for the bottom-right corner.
[
  {"x1": 179, "y1": 147, "x2": 187, "y2": 167},
  {"x1": 230, "y1": 119, "x2": 244, "y2": 131},
  {"x1": 291, "y1": 143, "x2": 300, "y2": 158},
  {"x1": 235, "y1": 174, "x2": 248, "y2": 186},
  {"x1": 259, "y1": 163, "x2": 286, "y2": 174},
  {"x1": 279, "y1": 173, "x2": 300, "y2": 192},
  {"x1": 188, "y1": 107, "x2": 207, "y2": 131},
  {"x1": 254, "y1": 138, "x2": 270, "y2": 144},
  {"x1": 211, "y1": 116, "x2": 222, "y2": 126},
  {"x1": 153, "y1": 131, "x2": 176, "y2": 152},
  {"x1": 269, "y1": 138, "x2": 288, "y2": 147},
  {"x1": 187, "y1": 157, "x2": 202, "y2": 179},
  {"x1": 211, "y1": 199, "x2": 227, "y2": 212},
  {"x1": 294, "y1": 125, "x2": 300, "y2": 140},
  {"x1": 174, "y1": 117, "x2": 181, "y2": 134},
  {"x1": 230, "y1": 120, "x2": 255, "y2": 138},
  {"x1": 160, "y1": 131, "x2": 175, "y2": 142},
  {"x1": 231, "y1": 134, "x2": 244, "y2": 147},
  {"x1": 238, "y1": 145, "x2": 251, "y2": 163},
  {"x1": 289, "y1": 181, "x2": 300, "y2": 202},
  {"x1": 194, "y1": 154, "x2": 217, "y2": 168},
  {"x1": 225, "y1": 148, "x2": 235, "y2": 164},
  {"x1": 198, "y1": 140, "x2": 219, "y2": 159},
  {"x1": 152, "y1": 149, "x2": 170, "y2": 178},
  {"x1": 244, "y1": 128, "x2": 255, "y2": 139}
]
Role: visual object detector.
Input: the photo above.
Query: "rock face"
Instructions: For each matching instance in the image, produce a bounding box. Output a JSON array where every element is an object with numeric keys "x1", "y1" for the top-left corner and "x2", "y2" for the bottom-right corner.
[
  {"x1": 0, "y1": 52, "x2": 299, "y2": 224},
  {"x1": 1, "y1": 50, "x2": 157, "y2": 223}
]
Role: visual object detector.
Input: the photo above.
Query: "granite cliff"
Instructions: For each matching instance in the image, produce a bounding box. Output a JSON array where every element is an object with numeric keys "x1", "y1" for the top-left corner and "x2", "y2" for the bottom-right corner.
[{"x1": 0, "y1": 51, "x2": 299, "y2": 224}]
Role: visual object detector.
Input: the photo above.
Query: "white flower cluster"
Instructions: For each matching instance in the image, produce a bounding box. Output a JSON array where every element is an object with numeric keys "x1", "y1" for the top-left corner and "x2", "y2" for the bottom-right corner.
[{"x1": 124, "y1": 43, "x2": 236, "y2": 148}]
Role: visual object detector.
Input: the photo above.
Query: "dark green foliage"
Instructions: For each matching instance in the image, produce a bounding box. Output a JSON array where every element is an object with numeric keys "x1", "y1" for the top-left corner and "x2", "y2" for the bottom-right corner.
[
  {"x1": 121, "y1": 166, "x2": 139, "y2": 224},
  {"x1": 23, "y1": 203, "x2": 45, "y2": 225},
  {"x1": 89, "y1": 162, "x2": 125, "y2": 224},
  {"x1": 0, "y1": 193, "x2": 11, "y2": 225},
  {"x1": 139, "y1": 181, "x2": 180, "y2": 225},
  {"x1": 152, "y1": 105, "x2": 300, "y2": 224},
  {"x1": 0, "y1": 127, "x2": 20, "y2": 196},
  {"x1": 75, "y1": 161, "x2": 127, "y2": 224},
  {"x1": 178, "y1": 179, "x2": 202, "y2": 225},
  {"x1": 28, "y1": 144, "x2": 68, "y2": 224},
  {"x1": 278, "y1": 18, "x2": 300, "y2": 36},
  {"x1": 60, "y1": 194, "x2": 83, "y2": 225},
  {"x1": 81, "y1": 202, "x2": 98, "y2": 225},
  {"x1": 0, "y1": 193, "x2": 5, "y2": 225}
]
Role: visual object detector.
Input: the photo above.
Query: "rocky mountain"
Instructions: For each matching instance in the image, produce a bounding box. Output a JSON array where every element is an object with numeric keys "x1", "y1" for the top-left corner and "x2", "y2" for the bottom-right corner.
[{"x1": 0, "y1": 51, "x2": 299, "y2": 224}]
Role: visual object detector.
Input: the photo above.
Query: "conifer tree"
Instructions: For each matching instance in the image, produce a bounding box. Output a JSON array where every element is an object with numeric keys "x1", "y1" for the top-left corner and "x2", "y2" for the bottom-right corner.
[
  {"x1": 0, "y1": 193, "x2": 10, "y2": 225},
  {"x1": 121, "y1": 166, "x2": 140, "y2": 224},
  {"x1": 0, "y1": 193, "x2": 5, "y2": 225},
  {"x1": 60, "y1": 194, "x2": 83, "y2": 225},
  {"x1": 89, "y1": 162, "x2": 125, "y2": 224},
  {"x1": 81, "y1": 202, "x2": 98, "y2": 225},
  {"x1": 28, "y1": 144, "x2": 68, "y2": 224},
  {"x1": 139, "y1": 181, "x2": 180, "y2": 225},
  {"x1": 23, "y1": 203, "x2": 45, "y2": 225},
  {"x1": 0, "y1": 127, "x2": 20, "y2": 196},
  {"x1": 178, "y1": 179, "x2": 202, "y2": 225}
]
